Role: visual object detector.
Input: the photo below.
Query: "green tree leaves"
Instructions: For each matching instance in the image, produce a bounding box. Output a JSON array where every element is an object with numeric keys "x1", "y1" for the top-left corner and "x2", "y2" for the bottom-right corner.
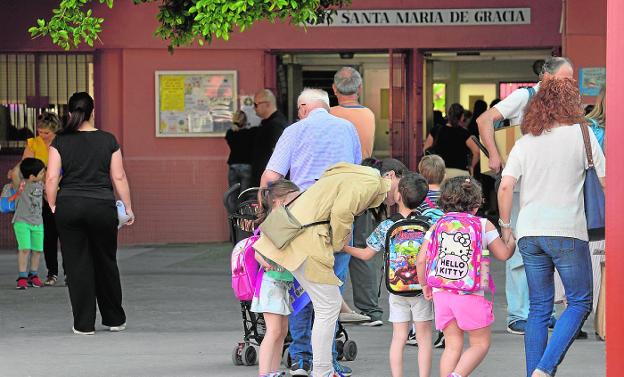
[{"x1": 29, "y1": 0, "x2": 351, "y2": 52}]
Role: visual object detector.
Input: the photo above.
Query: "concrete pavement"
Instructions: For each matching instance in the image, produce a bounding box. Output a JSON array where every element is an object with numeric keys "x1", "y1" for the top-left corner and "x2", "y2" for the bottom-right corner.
[{"x1": 0, "y1": 243, "x2": 605, "y2": 377}]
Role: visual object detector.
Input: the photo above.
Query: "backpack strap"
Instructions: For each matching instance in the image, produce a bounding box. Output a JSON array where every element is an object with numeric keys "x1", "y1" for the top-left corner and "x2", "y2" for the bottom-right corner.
[
  {"x1": 424, "y1": 196, "x2": 437, "y2": 209},
  {"x1": 526, "y1": 86, "x2": 536, "y2": 99}
]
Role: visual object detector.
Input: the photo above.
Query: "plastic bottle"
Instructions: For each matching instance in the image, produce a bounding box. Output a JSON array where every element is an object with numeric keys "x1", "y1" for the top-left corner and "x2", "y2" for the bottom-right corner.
[{"x1": 480, "y1": 249, "x2": 490, "y2": 290}]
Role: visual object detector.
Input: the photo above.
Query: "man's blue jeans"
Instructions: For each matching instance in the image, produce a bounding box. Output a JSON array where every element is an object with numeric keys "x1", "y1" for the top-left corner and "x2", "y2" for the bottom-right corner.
[
  {"x1": 518, "y1": 236, "x2": 592, "y2": 377},
  {"x1": 506, "y1": 191, "x2": 530, "y2": 325},
  {"x1": 288, "y1": 252, "x2": 351, "y2": 365}
]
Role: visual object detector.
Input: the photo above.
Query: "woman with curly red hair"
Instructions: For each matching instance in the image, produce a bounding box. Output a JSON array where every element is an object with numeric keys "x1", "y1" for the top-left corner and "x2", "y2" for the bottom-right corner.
[{"x1": 497, "y1": 77, "x2": 605, "y2": 377}]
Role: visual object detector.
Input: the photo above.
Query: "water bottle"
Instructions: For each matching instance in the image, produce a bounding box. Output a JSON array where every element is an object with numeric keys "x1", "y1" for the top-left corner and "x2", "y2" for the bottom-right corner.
[{"x1": 480, "y1": 249, "x2": 491, "y2": 290}]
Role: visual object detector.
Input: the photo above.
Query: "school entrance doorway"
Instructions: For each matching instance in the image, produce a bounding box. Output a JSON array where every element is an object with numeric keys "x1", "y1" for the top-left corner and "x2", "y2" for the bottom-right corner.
[
  {"x1": 421, "y1": 49, "x2": 554, "y2": 138},
  {"x1": 276, "y1": 52, "x2": 412, "y2": 163}
]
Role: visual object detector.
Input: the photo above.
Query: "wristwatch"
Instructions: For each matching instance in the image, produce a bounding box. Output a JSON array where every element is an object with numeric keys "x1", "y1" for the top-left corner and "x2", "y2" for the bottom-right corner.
[{"x1": 498, "y1": 219, "x2": 512, "y2": 228}]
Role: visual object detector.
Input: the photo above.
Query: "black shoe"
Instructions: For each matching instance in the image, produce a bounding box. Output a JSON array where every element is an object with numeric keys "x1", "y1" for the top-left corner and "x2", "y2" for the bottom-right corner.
[
  {"x1": 406, "y1": 329, "x2": 418, "y2": 346},
  {"x1": 433, "y1": 331, "x2": 445, "y2": 348},
  {"x1": 576, "y1": 330, "x2": 588, "y2": 339},
  {"x1": 290, "y1": 360, "x2": 311, "y2": 376}
]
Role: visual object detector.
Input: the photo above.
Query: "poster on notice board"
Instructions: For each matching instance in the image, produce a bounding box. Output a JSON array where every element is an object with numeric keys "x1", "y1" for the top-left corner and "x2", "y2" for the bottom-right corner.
[
  {"x1": 579, "y1": 67, "x2": 605, "y2": 96},
  {"x1": 155, "y1": 71, "x2": 237, "y2": 137}
]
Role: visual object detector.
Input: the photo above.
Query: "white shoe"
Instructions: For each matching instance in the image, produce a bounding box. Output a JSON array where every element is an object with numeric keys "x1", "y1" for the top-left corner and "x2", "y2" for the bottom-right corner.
[
  {"x1": 72, "y1": 327, "x2": 95, "y2": 335},
  {"x1": 339, "y1": 311, "x2": 371, "y2": 323},
  {"x1": 109, "y1": 323, "x2": 126, "y2": 332},
  {"x1": 361, "y1": 319, "x2": 383, "y2": 327}
]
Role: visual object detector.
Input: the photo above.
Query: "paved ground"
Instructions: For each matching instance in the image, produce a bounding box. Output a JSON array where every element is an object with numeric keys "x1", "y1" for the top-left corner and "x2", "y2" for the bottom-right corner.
[{"x1": 0, "y1": 243, "x2": 605, "y2": 377}]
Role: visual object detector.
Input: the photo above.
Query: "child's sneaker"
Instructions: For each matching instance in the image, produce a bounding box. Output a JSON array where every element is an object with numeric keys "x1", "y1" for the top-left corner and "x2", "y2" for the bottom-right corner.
[
  {"x1": 406, "y1": 329, "x2": 418, "y2": 346},
  {"x1": 16, "y1": 278, "x2": 27, "y2": 290},
  {"x1": 30, "y1": 275, "x2": 44, "y2": 288},
  {"x1": 434, "y1": 331, "x2": 446, "y2": 348}
]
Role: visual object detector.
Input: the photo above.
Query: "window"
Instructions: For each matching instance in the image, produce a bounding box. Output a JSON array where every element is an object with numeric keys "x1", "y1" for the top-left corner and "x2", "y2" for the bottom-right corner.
[{"x1": 0, "y1": 53, "x2": 94, "y2": 149}]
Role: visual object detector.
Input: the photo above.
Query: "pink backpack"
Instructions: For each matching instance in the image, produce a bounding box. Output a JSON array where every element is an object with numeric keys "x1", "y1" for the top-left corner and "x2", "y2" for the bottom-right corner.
[
  {"x1": 231, "y1": 229, "x2": 261, "y2": 301},
  {"x1": 425, "y1": 212, "x2": 492, "y2": 294}
]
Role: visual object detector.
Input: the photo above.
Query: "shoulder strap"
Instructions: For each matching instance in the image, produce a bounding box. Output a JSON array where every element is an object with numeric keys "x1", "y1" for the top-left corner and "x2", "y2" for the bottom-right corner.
[
  {"x1": 526, "y1": 86, "x2": 536, "y2": 99},
  {"x1": 579, "y1": 123, "x2": 594, "y2": 168},
  {"x1": 424, "y1": 196, "x2": 437, "y2": 209}
]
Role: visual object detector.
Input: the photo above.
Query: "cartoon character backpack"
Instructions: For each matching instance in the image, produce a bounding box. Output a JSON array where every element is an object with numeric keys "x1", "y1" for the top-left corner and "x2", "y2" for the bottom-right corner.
[
  {"x1": 384, "y1": 213, "x2": 431, "y2": 297},
  {"x1": 231, "y1": 229, "x2": 261, "y2": 301},
  {"x1": 425, "y1": 212, "x2": 493, "y2": 294}
]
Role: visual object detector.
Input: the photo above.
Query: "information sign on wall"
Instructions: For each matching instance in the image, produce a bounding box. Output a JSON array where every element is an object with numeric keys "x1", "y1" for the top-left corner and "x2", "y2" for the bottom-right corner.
[
  {"x1": 313, "y1": 8, "x2": 530, "y2": 27},
  {"x1": 579, "y1": 67, "x2": 606, "y2": 96},
  {"x1": 155, "y1": 71, "x2": 237, "y2": 137}
]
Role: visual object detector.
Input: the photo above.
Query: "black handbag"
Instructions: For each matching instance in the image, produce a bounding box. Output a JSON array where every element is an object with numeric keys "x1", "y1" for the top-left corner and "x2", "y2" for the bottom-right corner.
[{"x1": 580, "y1": 124, "x2": 606, "y2": 241}]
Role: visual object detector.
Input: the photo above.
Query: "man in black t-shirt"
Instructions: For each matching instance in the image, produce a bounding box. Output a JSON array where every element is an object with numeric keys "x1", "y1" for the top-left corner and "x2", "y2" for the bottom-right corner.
[{"x1": 251, "y1": 89, "x2": 289, "y2": 186}]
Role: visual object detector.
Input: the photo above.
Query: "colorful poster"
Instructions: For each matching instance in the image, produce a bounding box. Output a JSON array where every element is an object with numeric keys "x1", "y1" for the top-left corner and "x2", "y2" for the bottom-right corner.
[
  {"x1": 579, "y1": 68, "x2": 606, "y2": 96},
  {"x1": 159, "y1": 76, "x2": 185, "y2": 112},
  {"x1": 156, "y1": 71, "x2": 237, "y2": 137},
  {"x1": 433, "y1": 83, "x2": 446, "y2": 114}
]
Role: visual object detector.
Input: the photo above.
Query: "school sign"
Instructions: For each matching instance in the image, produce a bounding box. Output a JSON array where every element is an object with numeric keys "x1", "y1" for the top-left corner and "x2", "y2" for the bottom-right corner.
[{"x1": 314, "y1": 8, "x2": 531, "y2": 27}]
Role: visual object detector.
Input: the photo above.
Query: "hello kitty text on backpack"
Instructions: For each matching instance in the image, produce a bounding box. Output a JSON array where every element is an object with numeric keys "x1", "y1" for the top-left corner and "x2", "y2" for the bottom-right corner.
[{"x1": 425, "y1": 212, "x2": 495, "y2": 297}]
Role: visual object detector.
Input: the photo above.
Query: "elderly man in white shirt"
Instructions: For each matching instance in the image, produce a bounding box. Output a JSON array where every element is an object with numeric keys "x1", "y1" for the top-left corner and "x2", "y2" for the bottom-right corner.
[{"x1": 476, "y1": 57, "x2": 574, "y2": 335}]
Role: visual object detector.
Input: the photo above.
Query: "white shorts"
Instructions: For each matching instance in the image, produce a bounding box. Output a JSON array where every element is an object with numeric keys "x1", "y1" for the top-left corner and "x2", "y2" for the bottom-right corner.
[
  {"x1": 250, "y1": 274, "x2": 293, "y2": 316},
  {"x1": 388, "y1": 293, "x2": 434, "y2": 323}
]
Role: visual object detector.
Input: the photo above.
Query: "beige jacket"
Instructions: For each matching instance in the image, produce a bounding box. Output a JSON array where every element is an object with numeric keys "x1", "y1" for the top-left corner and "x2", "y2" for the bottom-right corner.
[{"x1": 253, "y1": 163, "x2": 391, "y2": 285}]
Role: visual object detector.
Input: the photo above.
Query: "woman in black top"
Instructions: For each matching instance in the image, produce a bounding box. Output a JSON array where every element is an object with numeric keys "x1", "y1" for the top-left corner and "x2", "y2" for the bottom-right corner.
[
  {"x1": 46, "y1": 92, "x2": 134, "y2": 335},
  {"x1": 430, "y1": 103, "x2": 481, "y2": 179},
  {"x1": 225, "y1": 110, "x2": 256, "y2": 191}
]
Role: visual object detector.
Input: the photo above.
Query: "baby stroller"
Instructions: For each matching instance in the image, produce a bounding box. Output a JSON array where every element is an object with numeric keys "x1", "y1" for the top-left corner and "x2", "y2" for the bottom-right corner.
[{"x1": 224, "y1": 184, "x2": 358, "y2": 367}]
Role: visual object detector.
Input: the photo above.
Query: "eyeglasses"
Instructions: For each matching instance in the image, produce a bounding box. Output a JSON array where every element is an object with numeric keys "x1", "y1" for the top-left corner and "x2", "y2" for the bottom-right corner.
[{"x1": 254, "y1": 101, "x2": 269, "y2": 108}]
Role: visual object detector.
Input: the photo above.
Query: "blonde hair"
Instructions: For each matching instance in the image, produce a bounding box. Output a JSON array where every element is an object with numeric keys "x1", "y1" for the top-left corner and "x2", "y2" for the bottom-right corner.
[
  {"x1": 36, "y1": 112, "x2": 61, "y2": 133},
  {"x1": 586, "y1": 86, "x2": 605, "y2": 128},
  {"x1": 418, "y1": 155, "x2": 446, "y2": 185}
]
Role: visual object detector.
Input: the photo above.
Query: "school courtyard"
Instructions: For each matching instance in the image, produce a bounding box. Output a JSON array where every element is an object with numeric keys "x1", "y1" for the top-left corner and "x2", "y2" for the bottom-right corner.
[{"x1": 0, "y1": 243, "x2": 605, "y2": 377}]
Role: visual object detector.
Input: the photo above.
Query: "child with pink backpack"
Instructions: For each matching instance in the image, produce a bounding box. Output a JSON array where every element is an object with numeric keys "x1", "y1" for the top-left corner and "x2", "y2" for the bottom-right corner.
[
  {"x1": 416, "y1": 177, "x2": 516, "y2": 377},
  {"x1": 253, "y1": 179, "x2": 301, "y2": 377}
]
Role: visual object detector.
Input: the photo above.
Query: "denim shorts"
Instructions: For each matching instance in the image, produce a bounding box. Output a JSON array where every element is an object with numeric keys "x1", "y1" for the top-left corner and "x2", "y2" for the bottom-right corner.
[{"x1": 251, "y1": 274, "x2": 293, "y2": 316}]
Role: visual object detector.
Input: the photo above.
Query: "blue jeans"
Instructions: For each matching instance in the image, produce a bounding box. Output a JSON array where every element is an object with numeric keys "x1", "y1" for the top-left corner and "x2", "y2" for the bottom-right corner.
[
  {"x1": 288, "y1": 252, "x2": 351, "y2": 365},
  {"x1": 506, "y1": 192, "x2": 530, "y2": 325},
  {"x1": 519, "y1": 236, "x2": 592, "y2": 377}
]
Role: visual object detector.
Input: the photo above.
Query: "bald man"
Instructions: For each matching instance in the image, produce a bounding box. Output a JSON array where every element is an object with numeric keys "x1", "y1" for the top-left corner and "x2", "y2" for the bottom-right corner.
[{"x1": 251, "y1": 89, "x2": 289, "y2": 186}]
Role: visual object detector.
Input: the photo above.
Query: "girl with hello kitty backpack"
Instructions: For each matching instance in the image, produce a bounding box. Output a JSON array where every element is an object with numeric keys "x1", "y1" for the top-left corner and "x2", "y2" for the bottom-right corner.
[{"x1": 416, "y1": 176, "x2": 516, "y2": 377}]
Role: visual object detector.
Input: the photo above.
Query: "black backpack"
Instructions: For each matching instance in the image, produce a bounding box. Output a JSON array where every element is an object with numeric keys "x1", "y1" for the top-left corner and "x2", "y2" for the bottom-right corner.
[{"x1": 382, "y1": 213, "x2": 431, "y2": 297}]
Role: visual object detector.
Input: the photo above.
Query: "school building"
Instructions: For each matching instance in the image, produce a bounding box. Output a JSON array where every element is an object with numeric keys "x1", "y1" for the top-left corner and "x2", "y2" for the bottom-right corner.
[{"x1": 2, "y1": 0, "x2": 623, "y2": 373}]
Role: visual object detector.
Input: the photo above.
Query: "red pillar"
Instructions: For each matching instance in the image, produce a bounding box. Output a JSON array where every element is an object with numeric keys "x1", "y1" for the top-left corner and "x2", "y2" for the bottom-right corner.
[{"x1": 606, "y1": 0, "x2": 624, "y2": 374}]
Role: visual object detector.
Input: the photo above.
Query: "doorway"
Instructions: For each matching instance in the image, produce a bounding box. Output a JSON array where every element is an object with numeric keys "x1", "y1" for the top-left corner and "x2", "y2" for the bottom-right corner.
[
  {"x1": 422, "y1": 49, "x2": 553, "y2": 137},
  {"x1": 277, "y1": 52, "x2": 392, "y2": 158}
]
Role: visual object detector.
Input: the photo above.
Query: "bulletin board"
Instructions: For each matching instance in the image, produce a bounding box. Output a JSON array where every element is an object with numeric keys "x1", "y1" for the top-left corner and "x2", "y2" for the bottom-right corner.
[{"x1": 155, "y1": 71, "x2": 237, "y2": 137}]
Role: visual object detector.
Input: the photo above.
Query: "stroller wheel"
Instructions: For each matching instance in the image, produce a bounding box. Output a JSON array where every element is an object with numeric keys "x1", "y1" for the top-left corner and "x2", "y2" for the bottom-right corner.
[
  {"x1": 343, "y1": 340, "x2": 358, "y2": 361},
  {"x1": 242, "y1": 344, "x2": 258, "y2": 366},
  {"x1": 232, "y1": 344, "x2": 243, "y2": 366},
  {"x1": 336, "y1": 339, "x2": 345, "y2": 360}
]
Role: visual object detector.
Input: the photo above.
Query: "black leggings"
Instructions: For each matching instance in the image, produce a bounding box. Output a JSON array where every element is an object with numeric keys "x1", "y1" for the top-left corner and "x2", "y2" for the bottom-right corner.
[
  {"x1": 55, "y1": 196, "x2": 126, "y2": 332},
  {"x1": 42, "y1": 200, "x2": 61, "y2": 277}
]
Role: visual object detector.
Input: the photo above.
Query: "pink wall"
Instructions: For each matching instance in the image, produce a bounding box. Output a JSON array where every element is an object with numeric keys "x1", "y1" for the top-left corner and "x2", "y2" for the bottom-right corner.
[
  {"x1": 99, "y1": 49, "x2": 265, "y2": 244},
  {"x1": 2, "y1": 0, "x2": 561, "y2": 52},
  {"x1": 563, "y1": 0, "x2": 606, "y2": 103},
  {"x1": 0, "y1": 0, "x2": 563, "y2": 245},
  {"x1": 606, "y1": 0, "x2": 622, "y2": 372}
]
